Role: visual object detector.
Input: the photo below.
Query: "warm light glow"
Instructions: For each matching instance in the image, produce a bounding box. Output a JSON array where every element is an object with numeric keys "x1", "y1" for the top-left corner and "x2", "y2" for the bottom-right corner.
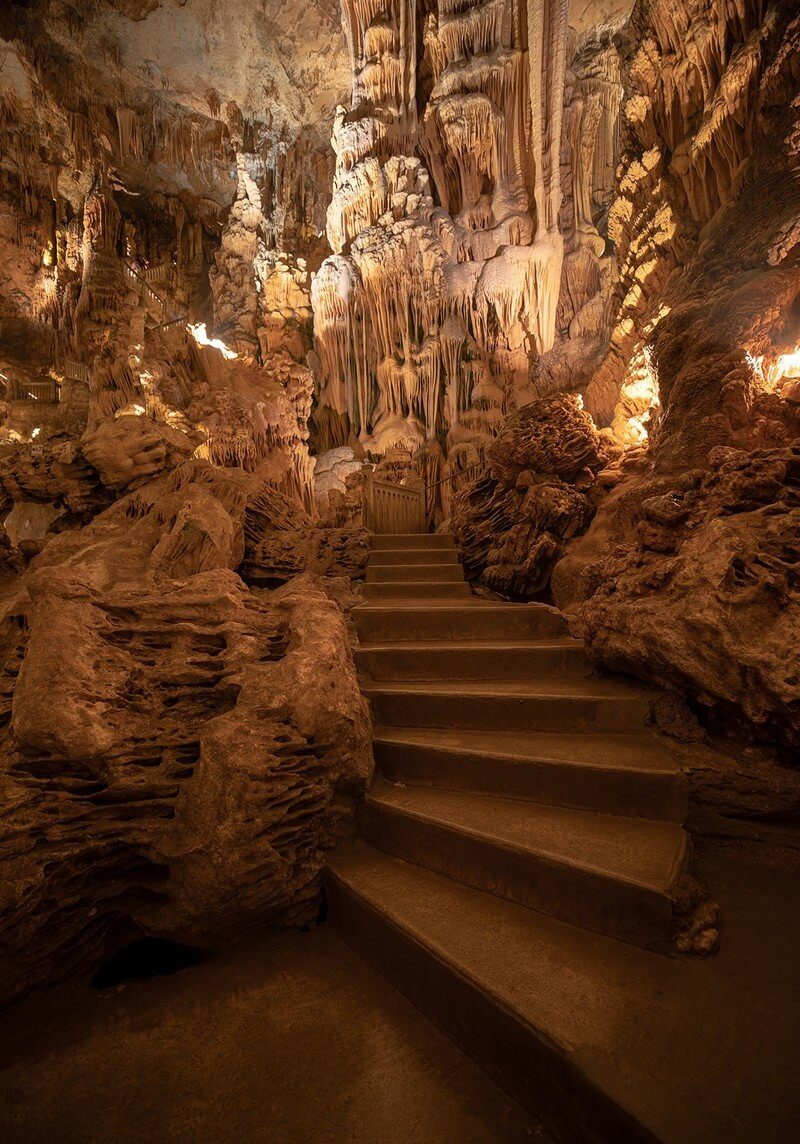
[
  {"x1": 626, "y1": 347, "x2": 660, "y2": 444},
  {"x1": 746, "y1": 343, "x2": 800, "y2": 392},
  {"x1": 187, "y1": 323, "x2": 238, "y2": 360},
  {"x1": 612, "y1": 343, "x2": 661, "y2": 447},
  {"x1": 31, "y1": 427, "x2": 41, "y2": 439}
]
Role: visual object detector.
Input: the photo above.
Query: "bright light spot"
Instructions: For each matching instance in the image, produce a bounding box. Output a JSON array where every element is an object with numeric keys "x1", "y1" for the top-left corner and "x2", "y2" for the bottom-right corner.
[
  {"x1": 745, "y1": 350, "x2": 765, "y2": 384},
  {"x1": 31, "y1": 427, "x2": 40, "y2": 439},
  {"x1": 613, "y1": 343, "x2": 660, "y2": 447},
  {"x1": 746, "y1": 344, "x2": 800, "y2": 392},
  {"x1": 115, "y1": 403, "x2": 146, "y2": 418},
  {"x1": 188, "y1": 322, "x2": 238, "y2": 360},
  {"x1": 41, "y1": 246, "x2": 54, "y2": 267}
]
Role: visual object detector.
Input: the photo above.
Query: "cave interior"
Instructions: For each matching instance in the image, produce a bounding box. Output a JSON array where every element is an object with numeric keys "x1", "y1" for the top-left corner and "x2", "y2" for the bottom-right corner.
[{"x1": 0, "y1": 1, "x2": 798, "y2": 1142}]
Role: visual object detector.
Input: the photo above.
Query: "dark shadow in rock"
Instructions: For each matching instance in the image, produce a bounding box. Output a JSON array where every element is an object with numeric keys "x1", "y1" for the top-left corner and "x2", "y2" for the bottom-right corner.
[{"x1": 91, "y1": 938, "x2": 205, "y2": 989}]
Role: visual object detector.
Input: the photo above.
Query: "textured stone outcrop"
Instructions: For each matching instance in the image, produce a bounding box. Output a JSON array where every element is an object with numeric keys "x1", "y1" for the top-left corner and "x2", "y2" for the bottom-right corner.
[
  {"x1": 556, "y1": 442, "x2": 800, "y2": 749},
  {"x1": 0, "y1": 460, "x2": 372, "y2": 1005},
  {"x1": 552, "y1": 1, "x2": 800, "y2": 759},
  {"x1": 451, "y1": 394, "x2": 605, "y2": 596}
]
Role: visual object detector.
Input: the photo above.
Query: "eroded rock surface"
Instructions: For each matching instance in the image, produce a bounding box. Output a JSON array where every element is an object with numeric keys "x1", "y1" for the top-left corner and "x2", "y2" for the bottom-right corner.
[
  {"x1": 0, "y1": 469, "x2": 372, "y2": 1002},
  {"x1": 452, "y1": 394, "x2": 605, "y2": 596}
]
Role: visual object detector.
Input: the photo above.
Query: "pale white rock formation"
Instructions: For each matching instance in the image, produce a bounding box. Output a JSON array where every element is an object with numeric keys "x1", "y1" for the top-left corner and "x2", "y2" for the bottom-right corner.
[{"x1": 312, "y1": 0, "x2": 574, "y2": 472}]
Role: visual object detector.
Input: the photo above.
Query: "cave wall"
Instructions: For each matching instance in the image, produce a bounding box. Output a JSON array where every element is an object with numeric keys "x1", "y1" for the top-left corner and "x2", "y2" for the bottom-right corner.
[
  {"x1": 553, "y1": 0, "x2": 800, "y2": 752},
  {"x1": 0, "y1": 1, "x2": 375, "y2": 1003},
  {"x1": 310, "y1": 0, "x2": 627, "y2": 483},
  {"x1": 0, "y1": 0, "x2": 797, "y2": 999},
  {"x1": 446, "y1": 0, "x2": 799, "y2": 789}
]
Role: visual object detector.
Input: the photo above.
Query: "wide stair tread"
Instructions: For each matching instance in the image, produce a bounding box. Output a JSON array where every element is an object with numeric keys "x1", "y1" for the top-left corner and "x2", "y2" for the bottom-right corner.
[
  {"x1": 371, "y1": 725, "x2": 686, "y2": 821},
  {"x1": 373, "y1": 726, "x2": 676, "y2": 770},
  {"x1": 355, "y1": 637, "x2": 589, "y2": 681},
  {"x1": 369, "y1": 548, "x2": 460, "y2": 565},
  {"x1": 353, "y1": 601, "x2": 570, "y2": 640},
  {"x1": 371, "y1": 533, "x2": 455, "y2": 549},
  {"x1": 363, "y1": 581, "x2": 471, "y2": 599},
  {"x1": 361, "y1": 677, "x2": 646, "y2": 700},
  {"x1": 366, "y1": 564, "x2": 466, "y2": 582},
  {"x1": 364, "y1": 780, "x2": 687, "y2": 896},
  {"x1": 325, "y1": 846, "x2": 724, "y2": 1144},
  {"x1": 361, "y1": 677, "x2": 649, "y2": 734}
]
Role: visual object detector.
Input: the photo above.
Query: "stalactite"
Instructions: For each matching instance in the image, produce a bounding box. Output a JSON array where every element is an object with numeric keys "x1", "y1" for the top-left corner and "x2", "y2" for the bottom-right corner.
[{"x1": 313, "y1": 0, "x2": 576, "y2": 465}]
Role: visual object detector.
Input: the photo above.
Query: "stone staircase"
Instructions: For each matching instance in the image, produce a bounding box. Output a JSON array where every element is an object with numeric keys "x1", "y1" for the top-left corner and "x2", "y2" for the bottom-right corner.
[{"x1": 326, "y1": 532, "x2": 706, "y2": 1142}]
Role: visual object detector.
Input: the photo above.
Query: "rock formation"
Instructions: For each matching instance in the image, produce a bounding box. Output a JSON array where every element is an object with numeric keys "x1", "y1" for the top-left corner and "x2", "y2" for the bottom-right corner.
[
  {"x1": 446, "y1": 2, "x2": 800, "y2": 767},
  {"x1": 0, "y1": 0, "x2": 797, "y2": 1005},
  {"x1": 452, "y1": 393, "x2": 606, "y2": 595},
  {"x1": 0, "y1": 2, "x2": 373, "y2": 1002},
  {"x1": 312, "y1": 0, "x2": 574, "y2": 472},
  {"x1": 554, "y1": 0, "x2": 800, "y2": 756}
]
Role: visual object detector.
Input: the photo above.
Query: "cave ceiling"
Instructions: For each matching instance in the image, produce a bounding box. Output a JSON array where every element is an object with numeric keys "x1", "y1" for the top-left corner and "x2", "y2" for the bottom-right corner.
[{"x1": 0, "y1": 0, "x2": 352, "y2": 206}]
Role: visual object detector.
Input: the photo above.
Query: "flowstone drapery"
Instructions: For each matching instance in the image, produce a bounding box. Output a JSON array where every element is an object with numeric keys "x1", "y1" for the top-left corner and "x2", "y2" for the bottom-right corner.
[{"x1": 312, "y1": 0, "x2": 571, "y2": 463}]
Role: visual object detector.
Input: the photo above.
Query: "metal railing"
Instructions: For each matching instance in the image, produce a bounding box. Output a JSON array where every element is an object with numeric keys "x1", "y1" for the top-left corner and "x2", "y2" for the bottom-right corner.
[
  {"x1": 62, "y1": 359, "x2": 89, "y2": 384},
  {"x1": 362, "y1": 469, "x2": 426, "y2": 534},
  {"x1": 124, "y1": 262, "x2": 168, "y2": 320},
  {"x1": 361, "y1": 462, "x2": 485, "y2": 534},
  {"x1": 8, "y1": 379, "x2": 59, "y2": 402}
]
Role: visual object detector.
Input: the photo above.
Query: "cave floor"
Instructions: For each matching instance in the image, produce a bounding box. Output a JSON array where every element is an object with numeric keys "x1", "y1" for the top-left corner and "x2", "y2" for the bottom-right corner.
[
  {"x1": 0, "y1": 844, "x2": 798, "y2": 1144},
  {"x1": 0, "y1": 925, "x2": 537, "y2": 1144}
]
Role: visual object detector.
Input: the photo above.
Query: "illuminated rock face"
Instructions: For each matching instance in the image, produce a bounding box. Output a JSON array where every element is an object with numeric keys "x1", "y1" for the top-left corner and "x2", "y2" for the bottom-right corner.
[
  {"x1": 0, "y1": 2, "x2": 376, "y2": 1001},
  {"x1": 312, "y1": 0, "x2": 573, "y2": 464},
  {"x1": 447, "y1": 0, "x2": 800, "y2": 763},
  {"x1": 552, "y1": 0, "x2": 800, "y2": 753}
]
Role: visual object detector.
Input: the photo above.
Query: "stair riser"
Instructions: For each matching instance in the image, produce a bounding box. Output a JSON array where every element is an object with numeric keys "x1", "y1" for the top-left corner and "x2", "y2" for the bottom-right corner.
[
  {"x1": 354, "y1": 608, "x2": 569, "y2": 642},
  {"x1": 366, "y1": 565, "x2": 465, "y2": 583},
  {"x1": 368, "y1": 550, "x2": 459, "y2": 566},
  {"x1": 363, "y1": 582, "x2": 471, "y2": 600},
  {"x1": 373, "y1": 741, "x2": 687, "y2": 822},
  {"x1": 356, "y1": 645, "x2": 590, "y2": 681},
  {"x1": 365, "y1": 691, "x2": 648, "y2": 734},
  {"x1": 371, "y1": 534, "x2": 453, "y2": 550},
  {"x1": 326, "y1": 872, "x2": 655, "y2": 1143},
  {"x1": 359, "y1": 801, "x2": 677, "y2": 951}
]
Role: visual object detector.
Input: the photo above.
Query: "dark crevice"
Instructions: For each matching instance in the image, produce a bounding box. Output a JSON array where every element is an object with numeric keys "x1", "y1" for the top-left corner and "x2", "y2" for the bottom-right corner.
[{"x1": 91, "y1": 937, "x2": 205, "y2": 989}]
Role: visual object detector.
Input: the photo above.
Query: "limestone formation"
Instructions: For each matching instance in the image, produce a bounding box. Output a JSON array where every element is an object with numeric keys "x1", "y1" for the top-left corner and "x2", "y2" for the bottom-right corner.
[
  {"x1": 0, "y1": 0, "x2": 798, "y2": 1016},
  {"x1": 552, "y1": 0, "x2": 800, "y2": 754},
  {"x1": 451, "y1": 393, "x2": 604, "y2": 595},
  {"x1": 0, "y1": 560, "x2": 371, "y2": 1004},
  {"x1": 312, "y1": 0, "x2": 573, "y2": 473}
]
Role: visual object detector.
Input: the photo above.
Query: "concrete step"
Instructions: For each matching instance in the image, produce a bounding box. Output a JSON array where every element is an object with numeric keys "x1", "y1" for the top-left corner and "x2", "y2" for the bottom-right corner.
[
  {"x1": 371, "y1": 533, "x2": 454, "y2": 549},
  {"x1": 368, "y1": 548, "x2": 460, "y2": 566},
  {"x1": 325, "y1": 846, "x2": 694, "y2": 1143},
  {"x1": 362, "y1": 582, "x2": 472, "y2": 600},
  {"x1": 372, "y1": 727, "x2": 687, "y2": 821},
  {"x1": 361, "y1": 679, "x2": 649, "y2": 733},
  {"x1": 355, "y1": 639, "x2": 589, "y2": 681},
  {"x1": 359, "y1": 781, "x2": 687, "y2": 950},
  {"x1": 366, "y1": 564, "x2": 466, "y2": 584},
  {"x1": 353, "y1": 602, "x2": 570, "y2": 642}
]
